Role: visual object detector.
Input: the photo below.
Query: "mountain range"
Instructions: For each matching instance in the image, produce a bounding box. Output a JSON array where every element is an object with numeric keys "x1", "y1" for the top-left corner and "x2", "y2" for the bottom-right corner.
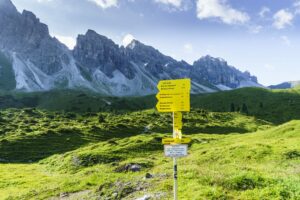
[
  {"x1": 0, "y1": 0, "x2": 262, "y2": 96},
  {"x1": 269, "y1": 81, "x2": 300, "y2": 89}
]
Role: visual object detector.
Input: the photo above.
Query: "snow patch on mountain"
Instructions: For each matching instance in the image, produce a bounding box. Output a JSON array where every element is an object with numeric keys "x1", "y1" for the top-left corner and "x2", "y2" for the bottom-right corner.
[
  {"x1": 216, "y1": 84, "x2": 232, "y2": 91},
  {"x1": 238, "y1": 80, "x2": 264, "y2": 88}
]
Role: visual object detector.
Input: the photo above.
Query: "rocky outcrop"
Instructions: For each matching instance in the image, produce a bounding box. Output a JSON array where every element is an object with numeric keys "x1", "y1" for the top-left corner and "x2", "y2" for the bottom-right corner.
[
  {"x1": 0, "y1": 0, "x2": 70, "y2": 75},
  {"x1": 192, "y1": 55, "x2": 260, "y2": 89},
  {"x1": 73, "y1": 30, "x2": 135, "y2": 79}
]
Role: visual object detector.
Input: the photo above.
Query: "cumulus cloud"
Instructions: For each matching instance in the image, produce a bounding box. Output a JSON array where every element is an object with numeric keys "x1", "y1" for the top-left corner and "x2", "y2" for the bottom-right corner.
[
  {"x1": 273, "y1": 9, "x2": 294, "y2": 29},
  {"x1": 88, "y1": 0, "x2": 118, "y2": 9},
  {"x1": 55, "y1": 35, "x2": 76, "y2": 49},
  {"x1": 294, "y1": 1, "x2": 300, "y2": 14},
  {"x1": 122, "y1": 34, "x2": 135, "y2": 47},
  {"x1": 259, "y1": 7, "x2": 270, "y2": 18},
  {"x1": 154, "y1": 0, "x2": 182, "y2": 8},
  {"x1": 196, "y1": 0, "x2": 250, "y2": 25}
]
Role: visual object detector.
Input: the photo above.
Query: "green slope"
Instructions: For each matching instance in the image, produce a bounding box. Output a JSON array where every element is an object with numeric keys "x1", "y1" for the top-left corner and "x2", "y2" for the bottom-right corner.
[
  {"x1": 191, "y1": 87, "x2": 300, "y2": 124},
  {"x1": 1, "y1": 87, "x2": 300, "y2": 124},
  {"x1": 0, "y1": 108, "x2": 299, "y2": 199}
]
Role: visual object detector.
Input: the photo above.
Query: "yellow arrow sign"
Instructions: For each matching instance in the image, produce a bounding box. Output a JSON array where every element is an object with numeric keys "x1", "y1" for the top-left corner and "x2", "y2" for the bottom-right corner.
[
  {"x1": 156, "y1": 93, "x2": 190, "y2": 112},
  {"x1": 156, "y1": 100, "x2": 190, "y2": 112},
  {"x1": 157, "y1": 79, "x2": 191, "y2": 92},
  {"x1": 162, "y1": 137, "x2": 192, "y2": 144},
  {"x1": 156, "y1": 92, "x2": 190, "y2": 100},
  {"x1": 156, "y1": 79, "x2": 191, "y2": 112}
]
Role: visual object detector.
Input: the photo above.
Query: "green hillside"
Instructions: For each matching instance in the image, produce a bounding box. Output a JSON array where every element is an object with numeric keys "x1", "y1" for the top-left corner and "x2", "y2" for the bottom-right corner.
[
  {"x1": 1, "y1": 87, "x2": 300, "y2": 124},
  {"x1": 0, "y1": 90, "x2": 156, "y2": 112},
  {"x1": 191, "y1": 87, "x2": 300, "y2": 124},
  {"x1": 0, "y1": 108, "x2": 300, "y2": 199},
  {"x1": 1, "y1": 87, "x2": 300, "y2": 199}
]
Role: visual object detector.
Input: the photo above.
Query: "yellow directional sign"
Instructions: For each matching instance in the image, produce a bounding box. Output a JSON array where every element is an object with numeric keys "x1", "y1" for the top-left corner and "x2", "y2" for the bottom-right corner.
[
  {"x1": 156, "y1": 100, "x2": 190, "y2": 112},
  {"x1": 156, "y1": 79, "x2": 191, "y2": 112},
  {"x1": 156, "y1": 93, "x2": 190, "y2": 112},
  {"x1": 156, "y1": 92, "x2": 190, "y2": 100},
  {"x1": 157, "y1": 79, "x2": 191, "y2": 92},
  {"x1": 162, "y1": 137, "x2": 192, "y2": 144},
  {"x1": 174, "y1": 112, "x2": 182, "y2": 130}
]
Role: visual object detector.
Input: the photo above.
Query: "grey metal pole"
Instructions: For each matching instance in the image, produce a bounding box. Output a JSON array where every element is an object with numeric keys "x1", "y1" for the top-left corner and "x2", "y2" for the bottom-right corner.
[
  {"x1": 172, "y1": 112, "x2": 178, "y2": 200},
  {"x1": 173, "y1": 157, "x2": 178, "y2": 200}
]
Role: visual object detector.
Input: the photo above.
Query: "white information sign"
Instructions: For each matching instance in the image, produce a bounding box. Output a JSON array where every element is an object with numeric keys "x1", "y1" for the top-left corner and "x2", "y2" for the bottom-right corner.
[{"x1": 164, "y1": 144, "x2": 188, "y2": 158}]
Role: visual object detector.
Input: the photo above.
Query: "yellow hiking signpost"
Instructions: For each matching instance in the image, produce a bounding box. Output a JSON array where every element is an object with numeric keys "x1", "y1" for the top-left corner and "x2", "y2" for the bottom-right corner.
[
  {"x1": 156, "y1": 78, "x2": 191, "y2": 200},
  {"x1": 156, "y1": 79, "x2": 190, "y2": 113}
]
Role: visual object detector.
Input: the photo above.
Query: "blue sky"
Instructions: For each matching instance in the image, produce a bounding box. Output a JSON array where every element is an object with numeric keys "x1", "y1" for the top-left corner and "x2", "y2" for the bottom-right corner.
[{"x1": 12, "y1": 0, "x2": 300, "y2": 85}]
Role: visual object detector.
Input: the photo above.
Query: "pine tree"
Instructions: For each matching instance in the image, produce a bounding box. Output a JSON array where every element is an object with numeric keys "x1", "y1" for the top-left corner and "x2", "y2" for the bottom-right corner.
[
  {"x1": 242, "y1": 103, "x2": 249, "y2": 115},
  {"x1": 230, "y1": 103, "x2": 235, "y2": 112}
]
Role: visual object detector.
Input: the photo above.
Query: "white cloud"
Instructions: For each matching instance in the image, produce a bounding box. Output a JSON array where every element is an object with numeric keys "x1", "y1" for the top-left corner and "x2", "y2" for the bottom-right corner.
[
  {"x1": 122, "y1": 34, "x2": 135, "y2": 47},
  {"x1": 88, "y1": 0, "x2": 118, "y2": 9},
  {"x1": 155, "y1": 0, "x2": 182, "y2": 8},
  {"x1": 259, "y1": 7, "x2": 270, "y2": 18},
  {"x1": 273, "y1": 9, "x2": 294, "y2": 29},
  {"x1": 196, "y1": 0, "x2": 250, "y2": 25},
  {"x1": 55, "y1": 35, "x2": 76, "y2": 49},
  {"x1": 280, "y1": 35, "x2": 291, "y2": 46},
  {"x1": 294, "y1": 1, "x2": 300, "y2": 14}
]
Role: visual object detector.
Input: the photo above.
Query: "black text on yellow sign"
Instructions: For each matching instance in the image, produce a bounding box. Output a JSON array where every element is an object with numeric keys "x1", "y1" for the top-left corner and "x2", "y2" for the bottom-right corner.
[
  {"x1": 156, "y1": 79, "x2": 191, "y2": 112},
  {"x1": 162, "y1": 137, "x2": 192, "y2": 144}
]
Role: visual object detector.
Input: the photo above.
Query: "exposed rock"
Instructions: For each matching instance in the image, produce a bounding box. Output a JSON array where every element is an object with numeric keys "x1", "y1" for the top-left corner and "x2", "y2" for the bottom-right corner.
[
  {"x1": 144, "y1": 173, "x2": 153, "y2": 179},
  {"x1": 136, "y1": 195, "x2": 151, "y2": 200},
  {"x1": 192, "y1": 55, "x2": 260, "y2": 89},
  {"x1": 59, "y1": 192, "x2": 69, "y2": 198},
  {"x1": 115, "y1": 163, "x2": 142, "y2": 172},
  {"x1": 73, "y1": 30, "x2": 135, "y2": 79}
]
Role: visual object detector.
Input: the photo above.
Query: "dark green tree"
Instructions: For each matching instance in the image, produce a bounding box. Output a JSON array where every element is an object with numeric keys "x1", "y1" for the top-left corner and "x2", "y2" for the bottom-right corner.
[
  {"x1": 242, "y1": 103, "x2": 249, "y2": 115},
  {"x1": 230, "y1": 103, "x2": 235, "y2": 112}
]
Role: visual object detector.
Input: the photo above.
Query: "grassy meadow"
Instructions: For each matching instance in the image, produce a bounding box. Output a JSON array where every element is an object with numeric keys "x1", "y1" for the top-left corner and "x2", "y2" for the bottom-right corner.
[{"x1": 0, "y1": 87, "x2": 300, "y2": 199}]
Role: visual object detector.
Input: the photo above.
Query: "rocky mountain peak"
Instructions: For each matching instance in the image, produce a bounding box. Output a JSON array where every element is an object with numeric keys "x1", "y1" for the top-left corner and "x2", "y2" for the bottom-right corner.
[
  {"x1": 0, "y1": 0, "x2": 16, "y2": 12},
  {"x1": 195, "y1": 55, "x2": 227, "y2": 66},
  {"x1": 0, "y1": 0, "x2": 263, "y2": 95},
  {"x1": 73, "y1": 30, "x2": 135, "y2": 79}
]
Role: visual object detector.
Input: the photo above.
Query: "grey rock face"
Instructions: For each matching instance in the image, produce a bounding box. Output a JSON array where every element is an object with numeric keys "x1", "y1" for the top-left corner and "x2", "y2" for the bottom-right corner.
[
  {"x1": 73, "y1": 30, "x2": 135, "y2": 79},
  {"x1": 125, "y1": 40, "x2": 191, "y2": 79},
  {"x1": 192, "y1": 55, "x2": 258, "y2": 88},
  {"x1": 0, "y1": 2, "x2": 70, "y2": 75},
  {"x1": 0, "y1": 0, "x2": 262, "y2": 95}
]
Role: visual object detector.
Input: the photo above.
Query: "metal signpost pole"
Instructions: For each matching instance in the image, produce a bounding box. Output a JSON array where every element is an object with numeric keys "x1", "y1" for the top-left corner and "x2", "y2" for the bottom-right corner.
[
  {"x1": 173, "y1": 112, "x2": 178, "y2": 200},
  {"x1": 157, "y1": 79, "x2": 191, "y2": 200}
]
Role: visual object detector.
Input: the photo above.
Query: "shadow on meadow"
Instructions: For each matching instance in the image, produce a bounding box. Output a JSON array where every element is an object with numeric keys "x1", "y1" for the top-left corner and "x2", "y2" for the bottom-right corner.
[{"x1": 0, "y1": 107, "x2": 268, "y2": 163}]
